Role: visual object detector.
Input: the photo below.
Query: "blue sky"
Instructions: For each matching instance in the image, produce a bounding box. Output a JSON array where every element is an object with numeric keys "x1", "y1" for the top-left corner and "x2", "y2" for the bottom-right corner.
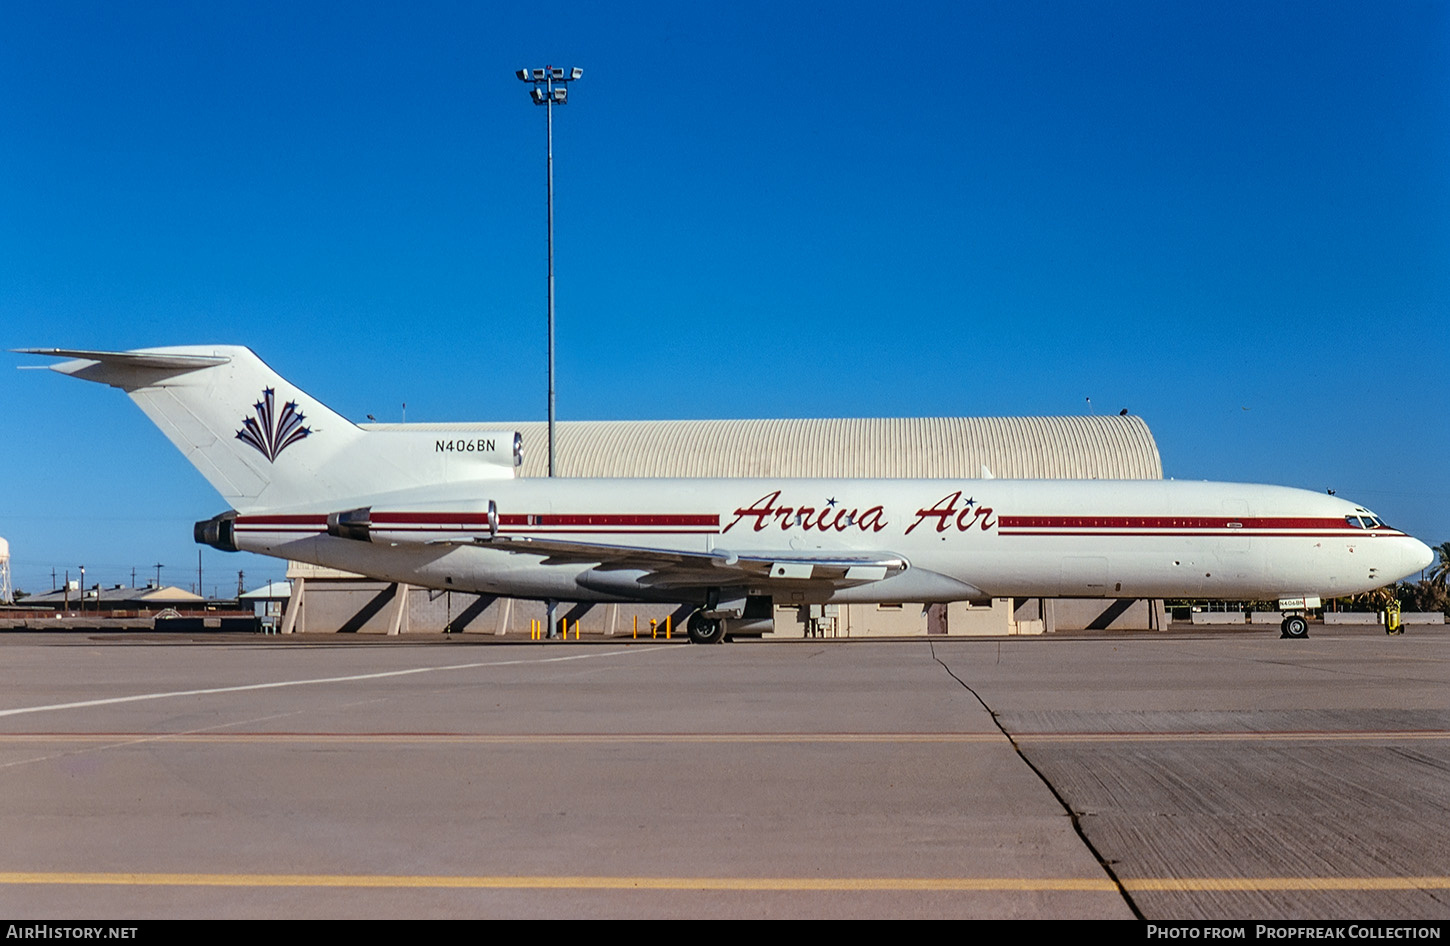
[{"x1": 2, "y1": 1, "x2": 1446, "y2": 595}]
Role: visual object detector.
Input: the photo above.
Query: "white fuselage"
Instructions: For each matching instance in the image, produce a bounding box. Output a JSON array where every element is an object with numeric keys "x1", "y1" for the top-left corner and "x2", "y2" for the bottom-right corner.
[
  {"x1": 227, "y1": 477, "x2": 1433, "y2": 604},
  {"x1": 31, "y1": 346, "x2": 1433, "y2": 613}
]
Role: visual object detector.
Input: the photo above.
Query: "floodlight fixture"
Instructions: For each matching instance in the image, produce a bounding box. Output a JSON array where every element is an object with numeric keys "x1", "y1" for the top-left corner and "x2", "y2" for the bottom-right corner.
[{"x1": 518, "y1": 66, "x2": 582, "y2": 107}]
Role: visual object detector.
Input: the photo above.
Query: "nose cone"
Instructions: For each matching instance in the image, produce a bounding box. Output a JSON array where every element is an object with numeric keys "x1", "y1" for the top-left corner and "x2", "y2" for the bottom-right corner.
[
  {"x1": 1385, "y1": 536, "x2": 1436, "y2": 584},
  {"x1": 1409, "y1": 538, "x2": 1434, "y2": 574}
]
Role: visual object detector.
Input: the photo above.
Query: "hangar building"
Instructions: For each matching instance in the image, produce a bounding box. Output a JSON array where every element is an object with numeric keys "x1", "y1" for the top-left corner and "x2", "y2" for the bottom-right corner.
[{"x1": 280, "y1": 415, "x2": 1167, "y2": 637}]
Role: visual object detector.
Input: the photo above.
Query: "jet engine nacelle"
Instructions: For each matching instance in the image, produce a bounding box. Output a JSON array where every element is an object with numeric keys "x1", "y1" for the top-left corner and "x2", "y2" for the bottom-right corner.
[
  {"x1": 326, "y1": 507, "x2": 373, "y2": 542},
  {"x1": 328, "y1": 501, "x2": 500, "y2": 546},
  {"x1": 195, "y1": 511, "x2": 240, "y2": 552}
]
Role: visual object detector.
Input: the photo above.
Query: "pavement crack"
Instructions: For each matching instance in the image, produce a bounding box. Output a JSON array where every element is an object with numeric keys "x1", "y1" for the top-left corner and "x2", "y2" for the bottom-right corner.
[{"x1": 929, "y1": 640, "x2": 1145, "y2": 920}]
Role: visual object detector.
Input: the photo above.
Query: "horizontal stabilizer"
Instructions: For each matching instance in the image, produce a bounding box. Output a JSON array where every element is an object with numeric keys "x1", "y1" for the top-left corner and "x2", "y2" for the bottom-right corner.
[
  {"x1": 15, "y1": 348, "x2": 231, "y2": 369},
  {"x1": 15, "y1": 348, "x2": 232, "y2": 389},
  {"x1": 19, "y1": 345, "x2": 518, "y2": 511}
]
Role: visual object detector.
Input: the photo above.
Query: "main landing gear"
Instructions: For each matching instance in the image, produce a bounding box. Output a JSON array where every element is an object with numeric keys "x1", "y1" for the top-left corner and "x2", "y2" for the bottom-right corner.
[
  {"x1": 1280, "y1": 614, "x2": 1309, "y2": 639},
  {"x1": 687, "y1": 613, "x2": 727, "y2": 645}
]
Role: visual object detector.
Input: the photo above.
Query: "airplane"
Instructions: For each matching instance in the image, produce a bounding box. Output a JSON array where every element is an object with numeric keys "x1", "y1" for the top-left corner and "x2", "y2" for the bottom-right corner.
[{"x1": 19, "y1": 345, "x2": 1434, "y2": 643}]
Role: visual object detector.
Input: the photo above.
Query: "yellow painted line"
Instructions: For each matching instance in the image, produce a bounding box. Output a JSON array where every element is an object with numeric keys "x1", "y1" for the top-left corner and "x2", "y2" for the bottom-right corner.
[
  {"x1": 1, "y1": 872, "x2": 1447, "y2": 893},
  {"x1": 4, "y1": 731, "x2": 1444, "y2": 746},
  {"x1": 1122, "y1": 877, "x2": 1450, "y2": 892},
  {"x1": 0, "y1": 871, "x2": 1114, "y2": 891},
  {"x1": 0, "y1": 732, "x2": 1004, "y2": 745},
  {"x1": 1016, "y1": 731, "x2": 1450, "y2": 743},
  {"x1": 4, "y1": 730, "x2": 1446, "y2": 745}
]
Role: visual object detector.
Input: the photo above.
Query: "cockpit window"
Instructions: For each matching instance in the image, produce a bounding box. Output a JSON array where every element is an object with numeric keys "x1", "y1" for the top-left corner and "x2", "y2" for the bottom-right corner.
[
  {"x1": 1345, "y1": 516, "x2": 1366, "y2": 529},
  {"x1": 1346, "y1": 515, "x2": 1388, "y2": 529}
]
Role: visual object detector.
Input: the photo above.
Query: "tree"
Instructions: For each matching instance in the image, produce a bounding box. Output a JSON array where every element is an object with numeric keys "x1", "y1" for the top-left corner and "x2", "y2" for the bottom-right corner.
[
  {"x1": 1429, "y1": 542, "x2": 1450, "y2": 589},
  {"x1": 1400, "y1": 579, "x2": 1450, "y2": 616}
]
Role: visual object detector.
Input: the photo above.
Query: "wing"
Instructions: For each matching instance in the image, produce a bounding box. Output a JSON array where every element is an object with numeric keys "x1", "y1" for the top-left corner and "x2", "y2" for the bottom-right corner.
[
  {"x1": 462, "y1": 533, "x2": 908, "y2": 588},
  {"x1": 346, "y1": 503, "x2": 909, "y2": 589}
]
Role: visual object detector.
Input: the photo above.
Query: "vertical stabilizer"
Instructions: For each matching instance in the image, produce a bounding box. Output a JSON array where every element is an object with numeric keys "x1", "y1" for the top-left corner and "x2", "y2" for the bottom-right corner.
[
  {"x1": 21, "y1": 345, "x2": 523, "y2": 511},
  {"x1": 23, "y1": 346, "x2": 365, "y2": 509}
]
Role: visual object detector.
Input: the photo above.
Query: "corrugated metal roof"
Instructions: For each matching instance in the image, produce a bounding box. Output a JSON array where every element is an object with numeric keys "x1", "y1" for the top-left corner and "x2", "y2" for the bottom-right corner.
[{"x1": 480, "y1": 415, "x2": 1161, "y2": 480}]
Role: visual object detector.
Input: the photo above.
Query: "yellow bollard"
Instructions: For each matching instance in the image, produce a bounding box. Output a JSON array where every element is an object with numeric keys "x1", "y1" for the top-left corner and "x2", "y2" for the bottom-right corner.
[
  {"x1": 633, "y1": 615, "x2": 638, "y2": 640},
  {"x1": 666, "y1": 615, "x2": 672, "y2": 640},
  {"x1": 573, "y1": 619, "x2": 580, "y2": 640}
]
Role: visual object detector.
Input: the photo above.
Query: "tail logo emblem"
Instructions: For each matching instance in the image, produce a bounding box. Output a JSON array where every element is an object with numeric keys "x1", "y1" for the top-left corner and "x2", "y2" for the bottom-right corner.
[{"x1": 236, "y1": 388, "x2": 311, "y2": 462}]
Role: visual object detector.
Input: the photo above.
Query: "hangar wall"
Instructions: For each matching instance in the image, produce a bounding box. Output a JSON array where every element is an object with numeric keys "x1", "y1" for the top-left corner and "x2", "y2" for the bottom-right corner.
[{"x1": 380, "y1": 415, "x2": 1163, "y2": 480}]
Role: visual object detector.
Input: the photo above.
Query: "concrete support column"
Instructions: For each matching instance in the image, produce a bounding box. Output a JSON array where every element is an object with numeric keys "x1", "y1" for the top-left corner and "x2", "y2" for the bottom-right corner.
[
  {"x1": 385, "y1": 583, "x2": 408, "y2": 636},
  {"x1": 281, "y1": 577, "x2": 305, "y2": 634}
]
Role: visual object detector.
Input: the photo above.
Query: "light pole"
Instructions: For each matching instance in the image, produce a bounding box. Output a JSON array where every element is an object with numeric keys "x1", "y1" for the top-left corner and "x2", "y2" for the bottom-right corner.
[
  {"x1": 516, "y1": 65, "x2": 582, "y2": 479},
  {"x1": 517, "y1": 64, "x2": 582, "y2": 639}
]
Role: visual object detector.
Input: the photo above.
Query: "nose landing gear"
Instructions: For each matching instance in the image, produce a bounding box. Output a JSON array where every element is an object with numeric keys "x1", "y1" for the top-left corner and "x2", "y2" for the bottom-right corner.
[{"x1": 1280, "y1": 614, "x2": 1309, "y2": 639}]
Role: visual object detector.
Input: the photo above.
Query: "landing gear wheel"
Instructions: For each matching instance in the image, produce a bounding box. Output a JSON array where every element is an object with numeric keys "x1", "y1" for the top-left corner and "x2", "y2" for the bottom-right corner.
[
  {"x1": 1281, "y1": 615, "x2": 1309, "y2": 639},
  {"x1": 687, "y1": 613, "x2": 726, "y2": 645}
]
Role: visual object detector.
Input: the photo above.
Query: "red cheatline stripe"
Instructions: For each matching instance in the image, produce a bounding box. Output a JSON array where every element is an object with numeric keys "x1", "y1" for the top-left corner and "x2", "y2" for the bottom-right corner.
[
  {"x1": 366, "y1": 526, "x2": 716, "y2": 536},
  {"x1": 372, "y1": 512, "x2": 489, "y2": 524},
  {"x1": 998, "y1": 530, "x2": 1391, "y2": 538},
  {"x1": 998, "y1": 516, "x2": 1365, "y2": 530},
  {"x1": 520, "y1": 514, "x2": 719, "y2": 527},
  {"x1": 494, "y1": 528, "x2": 717, "y2": 535},
  {"x1": 235, "y1": 514, "x2": 327, "y2": 525},
  {"x1": 371, "y1": 513, "x2": 720, "y2": 527},
  {"x1": 235, "y1": 512, "x2": 723, "y2": 535}
]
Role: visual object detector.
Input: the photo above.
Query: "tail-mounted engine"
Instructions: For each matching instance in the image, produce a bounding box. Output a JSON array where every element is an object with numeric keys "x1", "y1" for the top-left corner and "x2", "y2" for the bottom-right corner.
[
  {"x1": 327, "y1": 506, "x2": 373, "y2": 542},
  {"x1": 194, "y1": 510, "x2": 240, "y2": 552}
]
